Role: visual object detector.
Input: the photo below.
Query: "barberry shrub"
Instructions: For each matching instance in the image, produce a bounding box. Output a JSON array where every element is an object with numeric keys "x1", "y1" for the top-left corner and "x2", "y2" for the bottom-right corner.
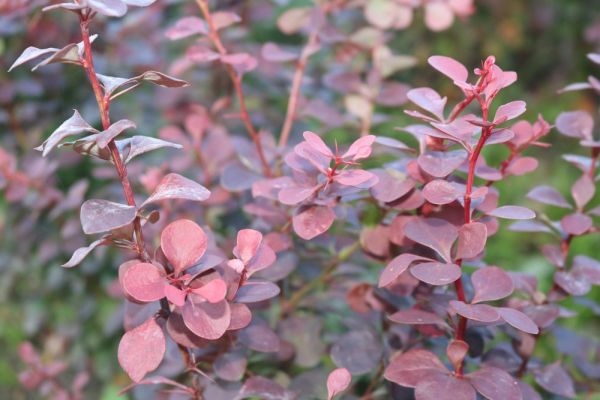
[{"x1": 4, "y1": 0, "x2": 600, "y2": 399}]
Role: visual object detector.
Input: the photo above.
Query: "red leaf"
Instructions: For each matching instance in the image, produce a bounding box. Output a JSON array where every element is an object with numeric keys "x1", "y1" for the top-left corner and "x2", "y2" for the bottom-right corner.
[
  {"x1": 123, "y1": 263, "x2": 168, "y2": 303},
  {"x1": 411, "y1": 262, "x2": 462, "y2": 285},
  {"x1": 471, "y1": 266, "x2": 514, "y2": 303},
  {"x1": 161, "y1": 219, "x2": 207, "y2": 277},
  {"x1": 327, "y1": 368, "x2": 351, "y2": 400},
  {"x1": 456, "y1": 222, "x2": 487, "y2": 260},
  {"x1": 293, "y1": 205, "x2": 335, "y2": 240},
  {"x1": 404, "y1": 218, "x2": 458, "y2": 263},
  {"x1": 237, "y1": 229, "x2": 263, "y2": 264},
  {"x1": 117, "y1": 318, "x2": 166, "y2": 383},
  {"x1": 369, "y1": 169, "x2": 416, "y2": 202},
  {"x1": 465, "y1": 367, "x2": 521, "y2": 400},
  {"x1": 182, "y1": 295, "x2": 230, "y2": 340},
  {"x1": 141, "y1": 173, "x2": 210, "y2": 208},
  {"x1": 192, "y1": 279, "x2": 227, "y2": 303},
  {"x1": 384, "y1": 349, "x2": 449, "y2": 387}
]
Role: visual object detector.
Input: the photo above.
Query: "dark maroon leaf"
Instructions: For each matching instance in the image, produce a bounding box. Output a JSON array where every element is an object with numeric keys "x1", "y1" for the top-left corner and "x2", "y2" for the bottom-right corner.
[
  {"x1": 384, "y1": 349, "x2": 449, "y2": 387},
  {"x1": 182, "y1": 295, "x2": 230, "y2": 340},
  {"x1": 133, "y1": 71, "x2": 189, "y2": 88},
  {"x1": 214, "y1": 352, "x2": 247, "y2": 381},
  {"x1": 471, "y1": 266, "x2": 514, "y2": 303},
  {"x1": 418, "y1": 150, "x2": 468, "y2": 177},
  {"x1": 415, "y1": 373, "x2": 476, "y2": 400},
  {"x1": 379, "y1": 254, "x2": 434, "y2": 288},
  {"x1": 166, "y1": 308, "x2": 211, "y2": 349},
  {"x1": 239, "y1": 324, "x2": 280, "y2": 353},
  {"x1": 327, "y1": 368, "x2": 351, "y2": 400},
  {"x1": 234, "y1": 280, "x2": 280, "y2": 303},
  {"x1": 237, "y1": 376, "x2": 294, "y2": 400},
  {"x1": 161, "y1": 219, "x2": 207, "y2": 277},
  {"x1": 465, "y1": 367, "x2": 521, "y2": 400},
  {"x1": 404, "y1": 218, "x2": 458, "y2": 263},
  {"x1": 292, "y1": 205, "x2": 335, "y2": 240},
  {"x1": 449, "y1": 301, "x2": 500, "y2": 322},
  {"x1": 35, "y1": 110, "x2": 98, "y2": 156},
  {"x1": 456, "y1": 222, "x2": 487, "y2": 260},
  {"x1": 411, "y1": 262, "x2": 462, "y2": 285},
  {"x1": 389, "y1": 309, "x2": 450, "y2": 328},
  {"x1": 141, "y1": 173, "x2": 210, "y2": 208},
  {"x1": 80, "y1": 199, "x2": 136, "y2": 234},
  {"x1": 117, "y1": 317, "x2": 165, "y2": 383},
  {"x1": 331, "y1": 330, "x2": 383, "y2": 375},
  {"x1": 486, "y1": 206, "x2": 535, "y2": 220},
  {"x1": 422, "y1": 180, "x2": 464, "y2": 205},
  {"x1": 534, "y1": 362, "x2": 577, "y2": 399},
  {"x1": 497, "y1": 307, "x2": 539, "y2": 334},
  {"x1": 526, "y1": 186, "x2": 572, "y2": 209}
]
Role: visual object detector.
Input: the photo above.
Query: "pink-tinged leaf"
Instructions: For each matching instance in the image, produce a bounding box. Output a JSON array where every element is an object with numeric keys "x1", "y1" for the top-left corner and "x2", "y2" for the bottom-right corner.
[
  {"x1": 234, "y1": 280, "x2": 280, "y2": 303},
  {"x1": 572, "y1": 255, "x2": 600, "y2": 285},
  {"x1": 572, "y1": 174, "x2": 595, "y2": 210},
  {"x1": 505, "y1": 156, "x2": 538, "y2": 176},
  {"x1": 277, "y1": 7, "x2": 312, "y2": 35},
  {"x1": 415, "y1": 373, "x2": 476, "y2": 400},
  {"x1": 447, "y1": 340, "x2": 469, "y2": 371},
  {"x1": 238, "y1": 376, "x2": 294, "y2": 400},
  {"x1": 497, "y1": 307, "x2": 539, "y2": 334},
  {"x1": 278, "y1": 185, "x2": 318, "y2": 205},
  {"x1": 487, "y1": 206, "x2": 535, "y2": 220},
  {"x1": 192, "y1": 279, "x2": 227, "y2": 303},
  {"x1": 589, "y1": 53, "x2": 600, "y2": 64},
  {"x1": 404, "y1": 218, "x2": 458, "y2": 263},
  {"x1": 327, "y1": 368, "x2": 351, "y2": 400},
  {"x1": 166, "y1": 308, "x2": 211, "y2": 349},
  {"x1": 124, "y1": 136, "x2": 182, "y2": 164},
  {"x1": 186, "y1": 45, "x2": 221, "y2": 63},
  {"x1": 62, "y1": 237, "x2": 110, "y2": 268},
  {"x1": 18, "y1": 342, "x2": 39, "y2": 365},
  {"x1": 161, "y1": 219, "x2": 207, "y2": 277},
  {"x1": 449, "y1": 301, "x2": 500, "y2": 322},
  {"x1": 133, "y1": 71, "x2": 189, "y2": 88},
  {"x1": 96, "y1": 119, "x2": 136, "y2": 149},
  {"x1": 214, "y1": 351, "x2": 247, "y2": 382},
  {"x1": 237, "y1": 229, "x2": 262, "y2": 264},
  {"x1": 228, "y1": 303, "x2": 252, "y2": 330},
  {"x1": 117, "y1": 318, "x2": 165, "y2": 383},
  {"x1": 418, "y1": 150, "x2": 468, "y2": 177},
  {"x1": 379, "y1": 254, "x2": 434, "y2": 287},
  {"x1": 384, "y1": 349, "x2": 449, "y2": 387},
  {"x1": 261, "y1": 42, "x2": 297, "y2": 62},
  {"x1": 456, "y1": 222, "x2": 487, "y2": 260},
  {"x1": 534, "y1": 362, "x2": 577, "y2": 399},
  {"x1": 465, "y1": 367, "x2": 522, "y2": 400},
  {"x1": 9, "y1": 46, "x2": 59, "y2": 72},
  {"x1": 369, "y1": 169, "x2": 415, "y2": 202},
  {"x1": 123, "y1": 263, "x2": 167, "y2": 303},
  {"x1": 541, "y1": 244, "x2": 564, "y2": 268},
  {"x1": 389, "y1": 309, "x2": 449, "y2": 328},
  {"x1": 431, "y1": 116, "x2": 477, "y2": 141},
  {"x1": 526, "y1": 186, "x2": 572, "y2": 209},
  {"x1": 165, "y1": 16, "x2": 208, "y2": 40},
  {"x1": 374, "y1": 136, "x2": 414, "y2": 152},
  {"x1": 164, "y1": 285, "x2": 186, "y2": 307},
  {"x1": 411, "y1": 262, "x2": 462, "y2": 285},
  {"x1": 342, "y1": 135, "x2": 377, "y2": 160},
  {"x1": 211, "y1": 11, "x2": 241, "y2": 30},
  {"x1": 485, "y1": 129, "x2": 515, "y2": 145},
  {"x1": 238, "y1": 323, "x2": 279, "y2": 353},
  {"x1": 182, "y1": 295, "x2": 230, "y2": 340},
  {"x1": 554, "y1": 271, "x2": 591, "y2": 296},
  {"x1": 471, "y1": 266, "x2": 514, "y2": 303},
  {"x1": 35, "y1": 110, "x2": 98, "y2": 156},
  {"x1": 428, "y1": 55, "x2": 468, "y2": 82},
  {"x1": 494, "y1": 101, "x2": 526, "y2": 123},
  {"x1": 407, "y1": 87, "x2": 446, "y2": 120},
  {"x1": 303, "y1": 131, "x2": 334, "y2": 157},
  {"x1": 141, "y1": 173, "x2": 210, "y2": 208},
  {"x1": 278, "y1": 315, "x2": 325, "y2": 368},
  {"x1": 335, "y1": 169, "x2": 373, "y2": 186},
  {"x1": 422, "y1": 180, "x2": 464, "y2": 205},
  {"x1": 87, "y1": 0, "x2": 127, "y2": 17},
  {"x1": 245, "y1": 244, "x2": 276, "y2": 277},
  {"x1": 80, "y1": 199, "x2": 136, "y2": 234},
  {"x1": 508, "y1": 220, "x2": 553, "y2": 234},
  {"x1": 556, "y1": 111, "x2": 594, "y2": 141},
  {"x1": 523, "y1": 304, "x2": 560, "y2": 328},
  {"x1": 561, "y1": 213, "x2": 592, "y2": 236},
  {"x1": 228, "y1": 259, "x2": 245, "y2": 274},
  {"x1": 293, "y1": 205, "x2": 334, "y2": 240}
]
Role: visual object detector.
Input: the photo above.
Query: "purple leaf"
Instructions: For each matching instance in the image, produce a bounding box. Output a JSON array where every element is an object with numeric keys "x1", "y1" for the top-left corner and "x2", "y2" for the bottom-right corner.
[
  {"x1": 124, "y1": 136, "x2": 182, "y2": 164},
  {"x1": 331, "y1": 330, "x2": 383, "y2": 375},
  {"x1": 556, "y1": 111, "x2": 594, "y2": 141},
  {"x1": 369, "y1": 169, "x2": 415, "y2": 202},
  {"x1": 278, "y1": 186, "x2": 318, "y2": 205},
  {"x1": 35, "y1": 110, "x2": 98, "y2": 156},
  {"x1": 141, "y1": 173, "x2": 210, "y2": 208},
  {"x1": 239, "y1": 323, "x2": 280, "y2": 353},
  {"x1": 341, "y1": 135, "x2": 376, "y2": 161},
  {"x1": 389, "y1": 309, "x2": 450, "y2": 328},
  {"x1": 335, "y1": 169, "x2": 373, "y2": 186},
  {"x1": 534, "y1": 362, "x2": 577, "y2": 399},
  {"x1": 465, "y1": 367, "x2": 522, "y2": 400},
  {"x1": 228, "y1": 303, "x2": 252, "y2": 330},
  {"x1": 384, "y1": 349, "x2": 449, "y2": 387},
  {"x1": 404, "y1": 218, "x2": 458, "y2": 263},
  {"x1": 245, "y1": 244, "x2": 276, "y2": 278},
  {"x1": 96, "y1": 119, "x2": 136, "y2": 149},
  {"x1": 508, "y1": 220, "x2": 553, "y2": 234},
  {"x1": 571, "y1": 174, "x2": 595, "y2": 210},
  {"x1": 237, "y1": 376, "x2": 294, "y2": 400},
  {"x1": 422, "y1": 180, "x2": 464, "y2": 205},
  {"x1": 118, "y1": 318, "x2": 165, "y2": 383},
  {"x1": 494, "y1": 101, "x2": 526, "y2": 123},
  {"x1": 165, "y1": 16, "x2": 208, "y2": 40},
  {"x1": 62, "y1": 237, "x2": 110, "y2": 268},
  {"x1": 87, "y1": 0, "x2": 127, "y2": 17},
  {"x1": 327, "y1": 368, "x2": 351, "y2": 400},
  {"x1": 214, "y1": 352, "x2": 247, "y2": 382},
  {"x1": 572, "y1": 255, "x2": 600, "y2": 285},
  {"x1": 526, "y1": 186, "x2": 572, "y2": 209},
  {"x1": 234, "y1": 280, "x2": 280, "y2": 303},
  {"x1": 428, "y1": 55, "x2": 469, "y2": 82},
  {"x1": 278, "y1": 315, "x2": 325, "y2": 368},
  {"x1": 487, "y1": 206, "x2": 535, "y2": 220},
  {"x1": 418, "y1": 150, "x2": 468, "y2": 178},
  {"x1": 449, "y1": 301, "x2": 500, "y2": 322},
  {"x1": 497, "y1": 307, "x2": 539, "y2": 334},
  {"x1": 9, "y1": 46, "x2": 59, "y2": 72},
  {"x1": 123, "y1": 263, "x2": 167, "y2": 303},
  {"x1": 133, "y1": 71, "x2": 189, "y2": 88},
  {"x1": 554, "y1": 271, "x2": 591, "y2": 296},
  {"x1": 471, "y1": 266, "x2": 514, "y2": 303},
  {"x1": 411, "y1": 262, "x2": 462, "y2": 285},
  {"x1": 261, "y1": 42, "x2": 297, "y2": 62},
  {"x1": 182, "y1": 295, "x2": 230, "y2": 340},
  {"x1": 161, "y1": 219, "x2": 207, "y2": 277},
  {"x1": 456, "y1": 222, "x2": 487, "y2": 260},
  {"x1": 379, "y1": 254, "x2": 434, "y2": 287},
  {"x1": 561, "y1": 213, "x2": 593, "y2": 235},
  {"x1": 415, "y1": 373, "x2": 476, "y2": 400},
  {"x1": 293, "y1": 205, "x2": 335, "y2": 240},
  {"x1": 407, "y1": 87, "x2": 446, "y2": 120},
  {"x1": 80, "y1": 199, "x2": 136, "y2": 234}
]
